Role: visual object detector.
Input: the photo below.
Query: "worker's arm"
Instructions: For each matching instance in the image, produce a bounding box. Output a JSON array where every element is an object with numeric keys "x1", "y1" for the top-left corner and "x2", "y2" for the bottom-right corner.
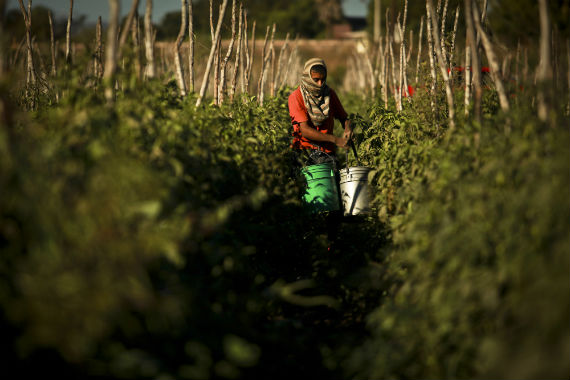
[
  {"x1": 299, "y1": 121, "x2": 348, "y2": 148},
  {"x1": 341, "y1": 118, "x2": 353, "y2": 141}
]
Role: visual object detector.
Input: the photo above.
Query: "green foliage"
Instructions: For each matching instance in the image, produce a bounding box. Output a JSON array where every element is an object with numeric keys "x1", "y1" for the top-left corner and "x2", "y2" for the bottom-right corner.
[
  {"x1": 345, "y1": 85, "x2": 570, "y2": 379},
  {"x1": 2, "y1": 46, "x2": 569, "y2": 380}
]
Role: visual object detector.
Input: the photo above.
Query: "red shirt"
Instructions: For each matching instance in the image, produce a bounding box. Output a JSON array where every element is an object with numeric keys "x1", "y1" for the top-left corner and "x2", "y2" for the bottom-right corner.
[{"x1": 288, "y1": 86, "x2": 348, "y2": 153}]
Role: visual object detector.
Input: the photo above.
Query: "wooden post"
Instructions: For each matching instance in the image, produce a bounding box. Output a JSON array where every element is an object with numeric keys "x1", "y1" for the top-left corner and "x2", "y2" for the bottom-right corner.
[
  {"x1": 117, "y1": 0, "x2": 140, "y2": 62},
  {"x1": 230, "y1": 2, "x2": 243, "y2": 101},
  {"x1": 268, "y1": 24, "x2": 276, "y2": 98},
  {"x1": 245, "y1": 20, "x2": 256, "y2": 94},
  {"x1": 213, "y1": 40, "x2": 220, "y2": 104},
  {"x1": 104, "y1": 0, "x2": 120, "y2": 103},
  {"x1": 425, "y1": 0, "x2": 437, "y2": 117},
  {"x1": 257, "y1": 25, "x2": 270, "y2": 103},
  {"x1": 383, "y1": 50, "x2": 389, "y2": 108},
  {"x1": 144, "y1": 0, "x2": 156, "y2": 80},
  {"x1": 374, "y1": 0, "x2": 381, "y2": 42},
  {"x1": 196, "y1": 0, "x2": 229, "y2": 107},
  {"x1": 427, "y1": 0, "x2": 455, "y2": 130},
  {"x1": 388, "y1": 32, "x2": 398, "y2": 109},
  {"x1": 48, "y1": 10, "x2": 57, "y2": 77},
  {"x1": 465, "y1": 0, "x2": 481, "y2": 123},
  {"x1": 439, "y1": 0, "x2": 448, "y2": 65},
  {"x1": 174, "y1": 0, "x2": 187, "y2": 97},
  {"x1": 401, "y1": 0, "x2": 410, "y2": 100},
  {"x1": 0, "y1": 0, "x2": 5, "y2": 78},
  {"x1": 415, "y1": 15, "x2": 423, "y2": 84},
  {"x1": 282, "y1": 35, "x2": 298, "y2": 90},
  {"x1": 240, "y1": 9, "x2": 248, "y2": 93},
  {"x1": 65, "y1": 0, "x2": 73, "y2": 64},
  {"x1": 274, "y1": 32, "x2": 289, "y2": 93},
  {"x1": 17, "y1": 0, "x2": 35, "y2": 86},
  {"x1": 187, "y1": 0, "x2": 193, "y2": 90},
  {"x1": 448, "y1": 6, "x2": 459, "y2": 82},
  {"x1": 472, "y1": 0, "x2": 510, "y2": 120},
  {"x1": 219, "y1": 0, "x2": 237, "y2": 104},
  {"x1": 131, "y1": 9, "x2": 142, "y2": 80},
  {"x1": 94, "y1": 16, "x2": 102, "y2": 79},
  {"x1": 566, "y1": 38, "x2": 569, "y2": 114},
  {"x1": 536, "y1": 0, "x2": 552, "y2": 122}
]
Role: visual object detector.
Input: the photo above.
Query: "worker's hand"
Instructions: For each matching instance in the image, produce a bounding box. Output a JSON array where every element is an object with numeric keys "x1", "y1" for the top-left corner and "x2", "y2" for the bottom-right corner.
[
  {"x1": 343, "y1": 129, "x2": 353, "y2": 141},
  {"x1": 334, "y1": 135, "x2": 349, "y2": 148}
]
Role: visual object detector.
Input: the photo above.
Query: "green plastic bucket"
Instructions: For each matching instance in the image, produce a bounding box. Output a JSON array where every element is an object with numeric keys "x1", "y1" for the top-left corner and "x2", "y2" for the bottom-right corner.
[{"x1": 301, "y1": 162, "x2": 340, "y2": 213}]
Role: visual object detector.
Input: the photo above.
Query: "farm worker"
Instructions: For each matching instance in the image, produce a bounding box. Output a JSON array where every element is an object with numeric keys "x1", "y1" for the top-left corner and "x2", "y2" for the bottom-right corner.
[
  {"x1": 287, "y1": 57, "x2": 353, "y2": 252},
  {"x1": 288, "y1": 57, "x2": 353, "y2": 165}
]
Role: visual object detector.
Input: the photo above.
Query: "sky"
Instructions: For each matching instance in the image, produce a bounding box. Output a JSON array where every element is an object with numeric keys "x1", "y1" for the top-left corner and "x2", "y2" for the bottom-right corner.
[{"x1": 6, "y1": 0, "x2": 369, "y2": 24}]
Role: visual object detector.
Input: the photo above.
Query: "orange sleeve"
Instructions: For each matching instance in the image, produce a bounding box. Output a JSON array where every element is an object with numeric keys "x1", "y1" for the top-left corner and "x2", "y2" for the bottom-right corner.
[{"x1": 288, "y1": 88, "x2": 309, "y2": 125}]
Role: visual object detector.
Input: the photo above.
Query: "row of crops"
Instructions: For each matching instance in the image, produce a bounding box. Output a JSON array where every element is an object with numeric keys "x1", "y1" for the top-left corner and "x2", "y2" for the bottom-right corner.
[{"x1": 1, "y1": 59, "x2": 568, "y2": 378}]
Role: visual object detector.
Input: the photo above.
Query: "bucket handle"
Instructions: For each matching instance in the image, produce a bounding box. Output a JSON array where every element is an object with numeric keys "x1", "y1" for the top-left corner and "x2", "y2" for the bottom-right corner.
[{"x1": 304, "y1": 149, "x2": 338, "y2": 172}]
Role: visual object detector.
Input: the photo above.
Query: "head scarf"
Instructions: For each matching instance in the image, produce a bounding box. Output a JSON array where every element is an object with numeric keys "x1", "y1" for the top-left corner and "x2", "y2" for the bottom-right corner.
[{"x1": 300, "y1": 58, "x2": 330, "y2": 127}]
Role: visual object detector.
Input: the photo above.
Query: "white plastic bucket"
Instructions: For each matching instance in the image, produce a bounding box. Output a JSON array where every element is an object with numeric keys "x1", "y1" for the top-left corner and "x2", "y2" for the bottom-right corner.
[{"x1": 339, "y1": 166, "x2": 372, "y2": 216}]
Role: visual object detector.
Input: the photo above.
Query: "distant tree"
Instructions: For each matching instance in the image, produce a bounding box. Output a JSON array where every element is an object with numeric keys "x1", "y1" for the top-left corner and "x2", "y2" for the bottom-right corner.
[{"x1": 488, "y1": 0, "x2": 569, "y2": 45}]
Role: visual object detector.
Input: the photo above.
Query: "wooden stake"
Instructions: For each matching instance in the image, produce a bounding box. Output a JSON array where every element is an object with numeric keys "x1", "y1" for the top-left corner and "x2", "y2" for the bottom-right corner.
[
  {"x1": 282, "y1": 34, "x2": 298, "y2": 90},
  {"x1": 268, "y1": 24, "x2": 276, "y2": 98},
  {"x1": 196, "y1": 0, "x2": 229, "y2": 107},
  {"x1": 440, "y1": 0, "x2": 448, "y2": 65},
  {"x1": 213, "y1": 38, "x2": 220, "y2": 104},
  {"x1": 174, "y1": 0, "x2": 187, "y2": 97},
  {"x1": 427, "y1": 0, "x2": 455, "y2": 130},
  {"x1": 536, "y1": 0, "x2": 552, "y2": 122},
  {"x1": 383, "y1": 50, "x2": 389, "y2": 108},
  {"x1": 219, "y1": 0, "x2": 237, "y2": 104},
  {"x1": 187, "y1": 0, "x2": 193, "y2": 90},
  {"x1": 117, "y1": 0, "x2": 140, "y2": 62},
  {"x1": 415, "y1": 15, "x2": 424, "y2": 84},
  {"x1": 104, "y1": 0, "x2": 120, "y2": 103},
  {"x1": 48, "y1": 10, "x2": 57, "y2": 77},
  {"x1": 95, "y1": 16, "x2": 102, "y2": 79},
  {"x1": 274, "y1": 32, "x2": 289, "y2": 93},
  {"x1": 17, "y1": 0, "x2": 35, "y2": 86},
  {"x1": 245, "y1": 20, "x2": 256, "y2": 94},
  {"x1": 144, "y1": 0, "x2": 156, "y2": 79},
  {"x1": 465, "y1": 0, "x2": 481, "y2": 123},
  {"x1": 257, "y1": 25, "x2": 270, "y2": 103},
  {"x1": 472, "y1": 0, "x2": 509, "y2": 112},
  {"x1": 65, "y1": 0, "x2": 73, "y2": 64},
  {"x1": 230, "y1": 2, "x2": 243, "y2": 101},
  {"x1": 448, "y1": 6, "x2": 459, "y2": 82},
  {"x1": 425, "y1": 0, "x2": 437, "y2": 117},
  {"x1": 566, "y1": 38, "x2": 569, "y2": 114},
  {"x1": 131, "y1": 9, "x2": 142, "y2": 80}
]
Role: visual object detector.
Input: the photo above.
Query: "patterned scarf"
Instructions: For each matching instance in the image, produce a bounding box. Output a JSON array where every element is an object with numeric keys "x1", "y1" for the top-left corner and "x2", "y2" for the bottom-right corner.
[{"x1": 300, "y1": 58, "x2": 330, "y2": 127}]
